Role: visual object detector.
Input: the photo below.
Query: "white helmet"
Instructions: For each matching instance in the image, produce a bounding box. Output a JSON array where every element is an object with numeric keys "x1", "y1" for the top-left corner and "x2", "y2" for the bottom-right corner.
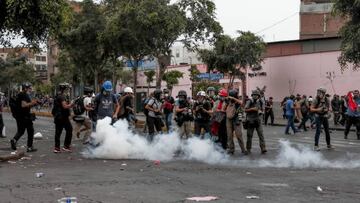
[
  {"x1": 197, "y1": 91, "x2": 206, "y2": 97},
  {"x1": 124, "y1": 87, "x2": 133, "y2": 94}
]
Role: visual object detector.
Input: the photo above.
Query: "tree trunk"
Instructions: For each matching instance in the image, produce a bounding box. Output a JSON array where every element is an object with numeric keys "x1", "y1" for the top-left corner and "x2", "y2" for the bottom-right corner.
[
  {"x1": 133, "y1": 61, "x2": 138, "y2": 112},
  {"x1": 241, "y1": 68, "x2": 248, "y2": 103},
  {"x1": 94, "y1": 69, "x2": 99, "y2": 93},
  {"x1": 156, "y1": 55, "x2": 171, "y2": 89}
]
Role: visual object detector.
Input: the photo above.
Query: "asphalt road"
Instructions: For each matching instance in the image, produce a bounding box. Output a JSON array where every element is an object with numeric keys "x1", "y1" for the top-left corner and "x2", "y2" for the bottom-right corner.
[{"x1": 1, "y1": 112, "x2": 360, "y2": 203}]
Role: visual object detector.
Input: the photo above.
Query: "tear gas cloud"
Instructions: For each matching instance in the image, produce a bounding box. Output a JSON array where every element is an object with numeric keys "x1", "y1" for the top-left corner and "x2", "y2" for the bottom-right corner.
[{"x1": 83, "y1": 118, "x2": 360, "y2": 169}]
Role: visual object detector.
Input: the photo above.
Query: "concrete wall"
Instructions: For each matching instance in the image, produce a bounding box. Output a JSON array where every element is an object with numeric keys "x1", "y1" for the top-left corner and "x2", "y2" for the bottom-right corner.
[{"x1": 248, "y1": 51, "x2": 360, "y2": 102}]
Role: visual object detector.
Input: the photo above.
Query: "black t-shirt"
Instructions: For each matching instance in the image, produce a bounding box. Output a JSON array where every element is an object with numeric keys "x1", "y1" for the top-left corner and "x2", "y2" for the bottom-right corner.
[
  {"x1": 122, "y1": 95, "x2": 133, "y2": 117},
  {"x1": 56, "y1": 94, "x2": 70, "y2": 118},
  {"x1": 194, "y1": 100, "x2": 212, "y2": 121},
  {"x1": 17, "y1": 92, "x2": 31, "y2": 117}
]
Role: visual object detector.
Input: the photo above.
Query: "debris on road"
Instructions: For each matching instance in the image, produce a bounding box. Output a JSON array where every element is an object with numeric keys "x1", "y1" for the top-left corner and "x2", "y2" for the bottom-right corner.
[
  {"x1": 20, "y1": 156, "x2": 32, "y2": 161},
  {"x1": 1, "y1": 151, "x2": 25, "y2": 162},
  {"x1": 154, "y1": 160, "x2": 160, "y2": 166},
  {"x1": 57, "y1": 197, "x2": 77, "y2": 203},
  {"x1": 7, "y1": 161, "x2": 16, "y2": 164},
  {"x1": 35, "y1": 172, "x2": 44, "y2": 178},
  {"x1": 186, "y1": 196, "x2": 219, "y2": 201},
  {"x1": 54, "y1": 187, "x2": 62, "y2": 191},
  {"x1": 246, "y1": 195, "x2": 260, "y2": 199},
  {"x1": 317, "y1": 186, "x2": 323, "y2": 192},
  {"x1": 121, "y1": 163, "x2": 127, "y2": 166},
  {"x1": 34, "y1": 132, "x2": 43, "y2": 139},
  {"x1": 246, "y1": 172, "x2": 252, "y2": 175}
]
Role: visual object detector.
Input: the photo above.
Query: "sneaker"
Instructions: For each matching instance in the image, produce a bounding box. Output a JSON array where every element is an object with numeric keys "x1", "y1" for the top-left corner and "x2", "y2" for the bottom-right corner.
[
  {"x1": 62, "y1": 147, "x2": 72, "y2": 153},
  {"x1": 26, "y1": 147, "x2": 38, "y2": 153},
  {"x1": 327, "y1": 145, "x2": 335, "y2": 150},
  {"x1": 261, "y1": 149, "x2": 267, "y2": 154},
  {"x1": 313, "y1": 146, "x2": 320, "y2": 151},
  {"x1": 344, "y1": 135, "x2": 348, "y2": 139},
  {"x1": 10, "y1": 139, "x2": 17, "y2": 150},
  {"x1": 227, "y1": 150, "x2": 234, "y2": 155},
  {"x1": 53, "y1": 147, "x2": 61, "y2": 153}
]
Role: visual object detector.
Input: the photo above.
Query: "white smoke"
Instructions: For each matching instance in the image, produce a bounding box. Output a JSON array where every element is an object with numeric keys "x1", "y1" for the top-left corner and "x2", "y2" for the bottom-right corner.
[{"x1": 83, "y1": 118, "x2": 360, "y2": 169}]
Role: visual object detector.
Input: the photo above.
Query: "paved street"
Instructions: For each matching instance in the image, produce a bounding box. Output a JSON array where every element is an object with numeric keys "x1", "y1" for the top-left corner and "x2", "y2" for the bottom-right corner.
[{"x1": 1, "y1": 112, "x2": 360, "y2": 203}]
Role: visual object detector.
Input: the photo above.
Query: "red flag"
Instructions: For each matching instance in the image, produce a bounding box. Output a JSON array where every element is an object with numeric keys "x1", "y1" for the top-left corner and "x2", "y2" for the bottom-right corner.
[{"x1": 347, "y1": 92, "x2": 357, "y2": 111}]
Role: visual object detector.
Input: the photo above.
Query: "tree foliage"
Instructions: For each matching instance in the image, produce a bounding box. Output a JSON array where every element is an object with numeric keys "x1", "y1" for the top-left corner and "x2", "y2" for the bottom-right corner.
[
  {"x1": 0, "y1": 0, "x2": 71, "y2": 48},
  {"x1": 333, "y1": 0, "x2": 360, "y2": 70},
  {"x1": 199, "y1": 31, "x2": 265, "y2": 97},
  {"x1": 162, "y1": 70, "x2": 184, "y2": 91},
  {"x1": 144, "y1": 70, "x2": 156, "y2": 94}
]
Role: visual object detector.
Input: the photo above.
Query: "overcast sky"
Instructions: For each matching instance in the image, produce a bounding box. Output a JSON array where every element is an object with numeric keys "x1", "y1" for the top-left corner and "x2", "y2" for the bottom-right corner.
[{"x1": 213, "y1": 0, "x2": 300, "y2": 42}]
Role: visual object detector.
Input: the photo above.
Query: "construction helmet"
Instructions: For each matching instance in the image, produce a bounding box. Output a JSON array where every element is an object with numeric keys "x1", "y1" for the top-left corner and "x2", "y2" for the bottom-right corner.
[
  {"x1": 124, "y1": 87, "x2": 133, "y2": 94},
  {"x1": 102, "y1": 81, "x2": 113, "y2": 92},
  {"x1": 197, "y1": 91, "x2": 206, "y2": 97}
]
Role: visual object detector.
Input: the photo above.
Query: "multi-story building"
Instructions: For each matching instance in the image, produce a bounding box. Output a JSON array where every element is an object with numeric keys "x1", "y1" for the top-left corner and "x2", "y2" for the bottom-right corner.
[{"x1": 300, "y1": 0, "x2": 346, "y2": 39}]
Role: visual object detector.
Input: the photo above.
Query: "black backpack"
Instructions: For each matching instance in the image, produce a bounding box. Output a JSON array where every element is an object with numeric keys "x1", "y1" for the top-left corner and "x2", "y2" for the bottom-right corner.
[
  {"x1": 142, "y1": 97, "x2": 150, "y2": 116},
  {"x1": 9, "y1": 95, "x2": 20, "y2": 118},
  {"x1": 73, "y1": 96, "x2": 86, "y2": 115}
]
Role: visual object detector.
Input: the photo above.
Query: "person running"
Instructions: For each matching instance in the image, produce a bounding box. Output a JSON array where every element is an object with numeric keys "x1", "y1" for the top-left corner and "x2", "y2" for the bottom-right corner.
[
  {"x1": 344, "y1": 90, "x2": 360, "y2": 140},
  {"x1": 10, "y1": 83, "x2": 39, "y2": 152},
  {"x1": 225, "y1": 89, "x2": 247, "y2": 155},
  {"x1": 73, "y1": 87, "x2": 93, "y2": 144},
  {"x1": 52, "y1": 83, "x2": 74, "y2": 153},
  {"x1": 310, "y1": 87, "x2": 333, "y2": 151},
  {"x1": 244, "y1": 90, "x2": 267, "y2": 154}
]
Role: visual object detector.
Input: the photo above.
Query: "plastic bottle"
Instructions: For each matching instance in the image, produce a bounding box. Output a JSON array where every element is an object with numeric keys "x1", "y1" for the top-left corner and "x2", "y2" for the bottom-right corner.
[{"x1": 57, "y1": 197, "x2": 77, "y2": 203}]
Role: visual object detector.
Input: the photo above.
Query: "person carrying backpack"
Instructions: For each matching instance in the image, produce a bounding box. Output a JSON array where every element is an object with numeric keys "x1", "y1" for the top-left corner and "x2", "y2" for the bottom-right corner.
[
  {"x1": 52, "y1": 83, "x2": 74, "y2": 153},
  {"x1": 298, "y1": 95, "x2": 310, "y2": 131},
  {"x1": 145, "y1": 89, "x2": 164, "y2": 141},
  {"x1": 73, "y1": 87, "x2": 94, "y2": 144},
  {"x1": 10, "y1": 83, "x2": 39, "y2": 152}
]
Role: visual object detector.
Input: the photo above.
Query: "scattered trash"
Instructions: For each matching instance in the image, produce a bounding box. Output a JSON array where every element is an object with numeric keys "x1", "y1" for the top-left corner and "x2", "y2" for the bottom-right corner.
[
  {"x1": 246, "y1": 172, "x2": 252, "y2": 175},
  {"x1": 317, "y1": 186, "x2": 323, "y2": 192},
  {"x1": 120, "y1": 168, "x2": 125, "y2": 171},
  {"x1": 8, "y1": 161, "x2": 16, "y2": 164},
  {"x1": 260, "y1": 183, "x2": 289, "y2": 187},
  {"x1": 10, "y1": 152, "x2": 16, "y2": 155},
  {"x1": 54, "y1": 187, "x2": 62, "y2": 191},
  {"x1": 121, "y1": 163, "x2": 127, "y2": 166},
  {"x1": 40, "y1": 154, "x2": 46, "y2": 158},
  {"x1": 154, "y1": 160, "x2": 160, "y2": 166},
  {"x1": 57, "y1": 197, "x2": 77, "y2": 203},
  {"x1": 186, "y1": 196, "x2": 219, "y2": 201},
  {"x1": 34, "y1": 132, "x2": 43, "y2": 139},
  {"x1": 103, "y1": 160, "x2": 107, "y2": 163},
  {"x1": 140, "y1": 169, "x2": 144, "y2": 172},
  {"x1": 35, "y1": 172, "x2": 44, "y2": 178},
  {"x1": 20, "y1": 157, "x2": 32, "y2": 161},
  {"x1": 246, "y1": 196, "x2": 260, "y2": 199}
]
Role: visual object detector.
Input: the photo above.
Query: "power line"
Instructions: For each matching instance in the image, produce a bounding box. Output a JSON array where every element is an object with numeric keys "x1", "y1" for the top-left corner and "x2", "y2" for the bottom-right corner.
[{"x1": 255, "y1": 12, "x2": 298, "y2": 34}]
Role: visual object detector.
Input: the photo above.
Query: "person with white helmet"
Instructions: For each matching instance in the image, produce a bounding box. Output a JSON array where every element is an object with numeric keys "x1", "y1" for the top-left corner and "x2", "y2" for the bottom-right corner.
[
  {"x1": 310, "y1": 87, "x2": 333, "y2": 151},
  {"x1": 193, "y1": 90, "x2": 212, "y2": 138},
  {"x1": 117, "y1": 87, "x2": 137, "y2": 125}
]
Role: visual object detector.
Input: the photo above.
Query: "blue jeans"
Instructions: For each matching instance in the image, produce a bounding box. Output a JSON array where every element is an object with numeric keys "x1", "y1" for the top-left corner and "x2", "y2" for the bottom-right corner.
[
  {"x1": 314, "y1": 116, "x2": 331, "y2": 146},
  {"x1": 285, "y1": 115, "x2": 297, "y2": 134},
  {"x1": 165, "y1": 113, "x2": 173, "y2": 132}
]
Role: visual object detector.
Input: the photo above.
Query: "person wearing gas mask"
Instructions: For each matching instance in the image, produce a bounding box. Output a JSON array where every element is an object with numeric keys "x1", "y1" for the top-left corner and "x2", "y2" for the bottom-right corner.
[
  {"x1": 162, "y1": 89, "x2": 175, "y2": 133},
  {"x1": 244, "y1": 90, "x2": 267, "y2": 154},
  {"x1": 145, "y1": 89, "x2": 164, "y2": 141},
  {"x1": 175, "y1": 90, "x2": 193, "y2": 139},
  {"x1": 118, "y1": 87, "x2": 137, "y2": 126},
  {"x1": 211, "y1": 89, "x2": 228, "y2": 149},
  {"x1": 94, "y1": 81, "x2": 119, "y2": 122},
  {"x1": 10, "y1": 83, "x2": 39, "y2": 152},
  {"x1": 344, "y1": 90, "x2": 360, "y2": 140},
  {"x1": 193, "y1": 91, "x2": 212, "y2": 139},
  {"x1": 310, "y1": 87, "x2": 333, "y2": 151},
  {"x1": 206, "y1": 87, "x2": 217, "y2": 105},
  {"x1": 225, "y1": 89, "x2": 247, "y2": 155}
]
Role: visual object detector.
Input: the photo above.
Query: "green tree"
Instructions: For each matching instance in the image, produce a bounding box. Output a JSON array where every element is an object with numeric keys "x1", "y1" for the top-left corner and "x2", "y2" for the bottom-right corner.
[
  {"x1": 58, "y1": 0, "x2": 105, "y2": 92},
  {"x1": 0, "y1": 55, "x2": 36, "y2": 96},
  {"x1": 199, "y1": 31, "x2": 265, "y2": 99},
  {"x1": 0, "y1": 0, "x2": 71, "y2": 48},
  {"x1": 144, "y1": 70, "x2": 156, "y2": 95},
  {"x1": 162, "y1": 70, "x2": 184, "y2": 93},
  {"x1": 333, "y1": 0, "x2": 360, "y2": 70}
]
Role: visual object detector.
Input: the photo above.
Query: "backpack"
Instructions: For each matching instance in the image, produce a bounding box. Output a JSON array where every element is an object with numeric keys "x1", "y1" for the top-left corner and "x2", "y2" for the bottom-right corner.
[
  {"x1": 73, "y1": 96, "x2": 85, "y2": 115},
  {"x1": 9, "y1": 95, "x2": 20, "y2": 118},
  {"x1": 300, "y1": 100, "x2": 309, "y2": 114}
]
